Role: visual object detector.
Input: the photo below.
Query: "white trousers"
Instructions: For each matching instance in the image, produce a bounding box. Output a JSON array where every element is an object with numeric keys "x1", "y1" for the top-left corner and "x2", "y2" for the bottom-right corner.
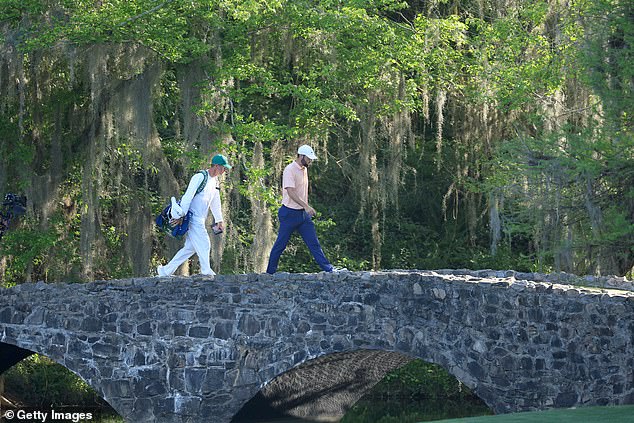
[{"x1": 161, "y1": 222, "x2": 214, "y2": 275}]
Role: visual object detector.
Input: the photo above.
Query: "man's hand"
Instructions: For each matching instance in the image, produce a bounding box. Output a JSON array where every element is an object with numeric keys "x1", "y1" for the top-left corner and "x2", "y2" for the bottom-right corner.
[
  {"x1": 169, "y1": 217, "x2": 184, "y2": 226},
  {"x1": 286, "y1": 186, "x2": 314, "y2": 216}
]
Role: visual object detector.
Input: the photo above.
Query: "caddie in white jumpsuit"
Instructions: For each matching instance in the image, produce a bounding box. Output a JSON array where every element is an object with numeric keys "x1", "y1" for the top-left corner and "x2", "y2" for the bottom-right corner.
[{"x1": 157, "y1": 154, "x2": 231, "y2": 277}]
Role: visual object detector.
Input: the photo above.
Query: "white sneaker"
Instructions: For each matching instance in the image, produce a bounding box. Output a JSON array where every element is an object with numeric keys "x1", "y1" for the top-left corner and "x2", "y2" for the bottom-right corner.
[
  {"x1": 157, "y1": 265, "x2": 168, "y2": 277},
  {"x1": 331, "y1": 266, "x2": 348, "y2": 273}
]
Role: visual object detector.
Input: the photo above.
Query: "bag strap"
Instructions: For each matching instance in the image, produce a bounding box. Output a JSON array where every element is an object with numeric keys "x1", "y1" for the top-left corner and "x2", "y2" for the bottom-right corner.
[{"x1": 195, "y1": 170, "x2": 209, "y2": 195}]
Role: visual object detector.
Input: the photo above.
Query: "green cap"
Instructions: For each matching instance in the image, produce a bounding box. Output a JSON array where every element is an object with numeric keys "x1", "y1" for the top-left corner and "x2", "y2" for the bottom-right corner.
[{"x1": 212, "y1": 154, "x2": 232, "y2": 169}]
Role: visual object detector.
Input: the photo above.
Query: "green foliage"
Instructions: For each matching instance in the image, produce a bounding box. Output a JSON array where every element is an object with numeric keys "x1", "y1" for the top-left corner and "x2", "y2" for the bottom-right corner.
[
  {"x1": 342, "y1": 398, "x2": 491, "y2": 423},
  {"x1": 341, "y1": 360, "x2": 492, "y2": 422},
  {"x1": 0, "y1": 220, "x2": 58, "y2": 286},
  {"x1": 4, "y1": 354, "x2": 108, "y2": 407},
  {"x1": 0, "y1": 209, "x2": 84, "y2": 286},
  {"x1": 6, "y1": 0, "x2": 284, "y2": 62},
  {"x1": 1, "y1": 0, "x2": 633, "y2": 286},
  {"x1": 466, "y1": 1, "x2": 567, "y2": 109},
  {"x1": 0, "y1": 0, "x2": 47, "y2": 26},
  {"x1": 0, "y1": 107, "x2": 32, "y2": 191},
  {"x1": 375, "y1": 360, "x2": 472, "y2": 399},
  {"x1": 576, "y1": 0, "x2": 634, "y2": 124}
]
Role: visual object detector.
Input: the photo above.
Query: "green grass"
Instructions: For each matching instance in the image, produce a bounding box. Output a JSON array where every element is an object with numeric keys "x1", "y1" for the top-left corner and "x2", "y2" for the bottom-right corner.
[{"x1": 437, "y1": 405, "x2": 634, "y2": 422}]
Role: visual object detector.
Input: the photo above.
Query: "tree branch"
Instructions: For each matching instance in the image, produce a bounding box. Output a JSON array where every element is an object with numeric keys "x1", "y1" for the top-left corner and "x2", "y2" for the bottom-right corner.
[{"x1": 116, "y1": 0, "x2": 175, "y2": 28}]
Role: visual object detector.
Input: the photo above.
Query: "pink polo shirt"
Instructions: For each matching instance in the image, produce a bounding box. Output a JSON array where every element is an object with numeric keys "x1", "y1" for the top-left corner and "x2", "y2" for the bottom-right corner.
[{"x1": 282, "y1": 161, "x2": 308, "y2": 210}]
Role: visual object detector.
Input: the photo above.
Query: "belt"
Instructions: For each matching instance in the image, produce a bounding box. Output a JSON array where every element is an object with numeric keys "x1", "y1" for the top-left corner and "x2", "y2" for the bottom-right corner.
[{"x1": 282, "y1": 205, "x2": 304, "y2": 211}]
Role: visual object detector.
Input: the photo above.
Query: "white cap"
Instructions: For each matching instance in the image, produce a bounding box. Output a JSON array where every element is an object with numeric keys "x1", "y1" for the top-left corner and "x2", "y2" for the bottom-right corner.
[{"x1": 297, "y1": 145, "x2": 317, "y2": 160}]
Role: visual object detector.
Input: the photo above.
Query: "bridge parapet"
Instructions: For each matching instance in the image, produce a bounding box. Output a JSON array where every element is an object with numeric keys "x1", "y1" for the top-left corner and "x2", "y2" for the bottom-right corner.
[
  {"x1": 1, "y1": 270, "x2": 633, "y2": 422},
  {"x1": 431, "y1": 268, "x2": 634, "y2": 292}
]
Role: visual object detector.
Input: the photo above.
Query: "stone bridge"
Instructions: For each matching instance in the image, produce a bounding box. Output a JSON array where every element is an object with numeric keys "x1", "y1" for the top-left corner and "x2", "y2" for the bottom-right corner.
[{"x1": 1, "y1": 270, "x2": 634, "y2": 422}]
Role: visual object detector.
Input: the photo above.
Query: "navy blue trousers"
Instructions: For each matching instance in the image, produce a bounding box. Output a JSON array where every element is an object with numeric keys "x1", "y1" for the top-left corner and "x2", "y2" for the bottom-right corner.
[{"x1": 266, "y1": 205, "x2": 333, "y2": 274}]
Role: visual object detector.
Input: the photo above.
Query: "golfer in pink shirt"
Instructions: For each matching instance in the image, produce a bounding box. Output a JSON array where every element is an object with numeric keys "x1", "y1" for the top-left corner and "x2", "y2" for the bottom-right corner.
[{"x1": 266, "y1": 145, "x2": 342, "y2": 274}]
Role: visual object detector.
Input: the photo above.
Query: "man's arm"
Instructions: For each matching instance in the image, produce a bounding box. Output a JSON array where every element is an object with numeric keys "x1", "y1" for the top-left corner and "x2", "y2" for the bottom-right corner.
[
  {"x1": 286, "y1": 187, "x2": 316, "y2": 217},
  {"x1": 210, "y1": 185, "x2": 224, "y2": 230}
]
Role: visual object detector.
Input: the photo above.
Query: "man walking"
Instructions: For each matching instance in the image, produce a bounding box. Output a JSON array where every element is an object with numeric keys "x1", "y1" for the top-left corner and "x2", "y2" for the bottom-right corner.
[
  {"x1": 266, "y1": 145, "x2": 341, "y2": 274},
  {"x1": 157, "y1": 154, "x2": 231, "y2": 277}
]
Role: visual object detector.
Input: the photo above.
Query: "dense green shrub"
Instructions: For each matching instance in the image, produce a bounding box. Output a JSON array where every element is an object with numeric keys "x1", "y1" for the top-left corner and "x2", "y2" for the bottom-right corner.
[
  {"x1": 4, "y1": 355, "x2": 110, "y2": 409},
  {"x1": 341, "y1": 360, "x2": 493, "y2": 422}
]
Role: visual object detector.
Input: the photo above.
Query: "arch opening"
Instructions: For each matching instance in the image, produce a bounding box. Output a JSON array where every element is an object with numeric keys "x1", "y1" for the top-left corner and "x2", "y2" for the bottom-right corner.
[
  {"x1": 0, "y1": 342, "x2": 124, "y2": 422},
  {"x1": 341, "y1": 358, "x2": 492, "y2": 423},
  {"x1": 231, "y1": 349, "x2": 492, "y2": 423}
]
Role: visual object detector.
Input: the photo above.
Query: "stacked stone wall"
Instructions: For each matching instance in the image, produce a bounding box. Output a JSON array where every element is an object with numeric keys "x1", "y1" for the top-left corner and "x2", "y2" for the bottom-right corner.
[{"x1": 0, "y1": 270, "x2": 633, "y2": 422}]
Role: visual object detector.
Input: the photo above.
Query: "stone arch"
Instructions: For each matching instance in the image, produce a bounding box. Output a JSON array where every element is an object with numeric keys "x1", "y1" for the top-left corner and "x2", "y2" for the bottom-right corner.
[
  {"x1": 0, "y1": 342, "x2": 33, "y2": 375},
  {"x1": 0, "y1": 339, "x2": 127, "y2": 420},
  {"x1": 223, "y1": 277, "x2": 509, "y2": 423},
  {"x1": 232, "y1": 349, "x2": 413, "y2": 421},
  {"x1": 229, "y1": 338, "x2": 492, "y2": 423}
]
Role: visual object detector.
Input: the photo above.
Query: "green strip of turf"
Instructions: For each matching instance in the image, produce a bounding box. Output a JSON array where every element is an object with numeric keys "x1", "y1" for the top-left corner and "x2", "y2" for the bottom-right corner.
[{"x1": 436, "y1": 405, "x2": 634, "y2": 423}]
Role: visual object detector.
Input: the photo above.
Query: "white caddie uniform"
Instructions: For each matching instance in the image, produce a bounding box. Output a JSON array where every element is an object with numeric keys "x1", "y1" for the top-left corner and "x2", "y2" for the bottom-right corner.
[{"x1": 160, "y1": 171, "x2": 223, "y2": 275}]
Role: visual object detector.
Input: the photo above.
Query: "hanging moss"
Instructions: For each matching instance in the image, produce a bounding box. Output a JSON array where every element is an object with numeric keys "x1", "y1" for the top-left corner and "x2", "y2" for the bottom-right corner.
[{"x1": 0, "y1": 0, "x2": 631, "y2": 282}]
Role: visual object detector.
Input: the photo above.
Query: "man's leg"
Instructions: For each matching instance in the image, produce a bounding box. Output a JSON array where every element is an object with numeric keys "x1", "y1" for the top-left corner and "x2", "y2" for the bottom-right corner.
[
  {"x1": 188, "y1": 223, "x2": 214, "y2": 275},
  {"x1": 159, "y1": 235, "x2": 196, "y2": 276},
  {"x1": 266, "y1": 207, "x2": 297, "y2": 274},
  {"x1": 297, "y1": 213, "x2": 334, "y2": 272}
]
